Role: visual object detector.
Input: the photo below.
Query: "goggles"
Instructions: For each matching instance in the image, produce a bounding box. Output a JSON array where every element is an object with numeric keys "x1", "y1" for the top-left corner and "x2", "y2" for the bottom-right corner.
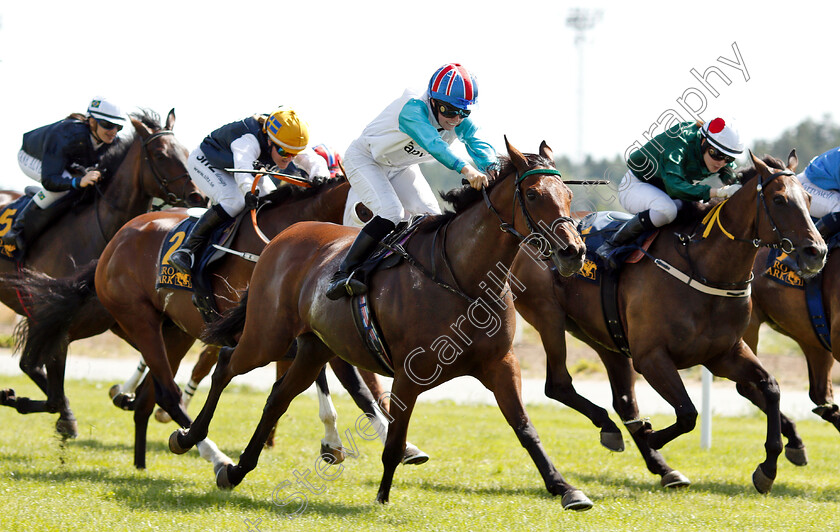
[
  {"x1": 435, "y1": 100, "x2": 471, "y2": 119},
  {"x1": 708, "y1": 146, "x2": 735, "y2": 164},
  {"x1": 96, "y1": 119, "x2": 123, "y2": 132}
]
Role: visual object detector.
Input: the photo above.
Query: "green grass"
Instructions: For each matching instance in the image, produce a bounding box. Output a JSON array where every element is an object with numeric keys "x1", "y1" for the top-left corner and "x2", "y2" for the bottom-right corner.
[{"x1": 1, "y1": 374, "x2": 840, "y2": 531}]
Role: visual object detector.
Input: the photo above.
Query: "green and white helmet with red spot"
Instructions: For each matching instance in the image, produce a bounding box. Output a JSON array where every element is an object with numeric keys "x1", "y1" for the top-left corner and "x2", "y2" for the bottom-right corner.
[{"x1": 701, "y1": 117, "x2": 743, "y2": 157}]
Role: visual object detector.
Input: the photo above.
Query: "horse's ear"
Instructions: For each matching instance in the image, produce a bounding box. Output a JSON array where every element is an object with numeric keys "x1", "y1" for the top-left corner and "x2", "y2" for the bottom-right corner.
[
  {"x1": 749, "y1": 150, "x2": 768, "y2": 174},
  {"x1": 539, "y1": 141, "x2": 554, "y2": 162},
  {"x1": 504, "y1": 135, "x2": 528, "y2": 172},
  {"x1": 166, "y1": 109, "x2": 176, "y2": 131},
  {"x1": 787, "y1": 149, "x2": 798, "y2": 173},
  {"x1": 131, "y1": 117, "x2": 152, "y2": 140}
]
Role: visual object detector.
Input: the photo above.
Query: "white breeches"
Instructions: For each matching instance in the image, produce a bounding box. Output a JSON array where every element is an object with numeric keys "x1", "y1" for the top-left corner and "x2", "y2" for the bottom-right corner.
[
  {"x1": 17, "y1": 149, "x2": 72, "y2": 208},
  {"x1": 798, "y1": 173, "x2": 840, "y2": 218},
  {"x1": 187, "y1": 147, "x2": 275, "y2": 218},
  {"x1": 342, "y1": 140, "x2": 441, "y2": 228},
  {"x1": 618, "y1": 170, "x2": 683, "y2": 227}
]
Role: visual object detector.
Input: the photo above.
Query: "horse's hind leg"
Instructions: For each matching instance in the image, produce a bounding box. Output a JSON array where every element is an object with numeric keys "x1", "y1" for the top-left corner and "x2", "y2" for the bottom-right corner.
[
  {"x1": 705, "y1": 340, "x2": 783, "y2": 493},
  {"x1": 133, "y1": 376, "x2": 155, "y2": 469},
  {"x1": 216, "y1": 334, "x2": 334, "y2": 490},
  {"x1": 476, "y1": 351, "x2": 592, "y2": 511},
  {"x1": 155, "y1": 345, "x2": 219, "y2": 423}
]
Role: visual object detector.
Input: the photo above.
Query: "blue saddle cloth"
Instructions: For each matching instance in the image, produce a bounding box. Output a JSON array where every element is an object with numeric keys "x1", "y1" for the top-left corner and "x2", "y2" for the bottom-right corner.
[
  {"x1": 574, "y1": 211, "x2": 652, "y2": 284},
  {"x1": 0, "y1": 195, "x2": 34, "y2": 263},
  {"x1": 156, "y1": 214, "x2": 238, "y2": 292}
]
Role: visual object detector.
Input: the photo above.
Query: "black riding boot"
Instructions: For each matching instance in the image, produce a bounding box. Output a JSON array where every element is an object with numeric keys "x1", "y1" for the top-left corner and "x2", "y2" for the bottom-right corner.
[
  {"x1": 168, "y1": 204, "x2": 230, "y2": 275},
  {"x1": 595, "y1": 210, "x2": 654, "y2": 270},
  {"x1": 0, "y1": 200, "x2": 63, "y2": 253},
  {"x1": 326, "y1": 216, "x2": 396, "y2": 300},
  {"x1": 815, "y1": 212, "x2": 840, "y2": 239}
]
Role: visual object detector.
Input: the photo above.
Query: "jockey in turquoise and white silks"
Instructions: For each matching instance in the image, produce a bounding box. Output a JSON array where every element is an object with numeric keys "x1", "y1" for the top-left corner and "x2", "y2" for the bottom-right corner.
[
  {"x1": 341, "y1": 87, "x2": 498, "y2": 227},
  {"x1": 328, "y1": 63, "x2": 498, "y2": 299}
]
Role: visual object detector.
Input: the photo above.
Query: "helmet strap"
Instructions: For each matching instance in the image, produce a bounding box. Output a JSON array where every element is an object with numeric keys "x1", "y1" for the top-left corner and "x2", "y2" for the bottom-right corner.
[{"x1": 89, "y1": 116, "x2": 105, "y2": 144}]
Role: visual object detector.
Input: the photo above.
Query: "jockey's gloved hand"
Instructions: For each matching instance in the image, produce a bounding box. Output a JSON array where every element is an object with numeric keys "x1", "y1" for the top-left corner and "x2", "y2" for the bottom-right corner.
[
  {"x1": 243, "y1": 191, "x2": 259, "y2": 210},
  {"x1": 461, "y1": 164, "x2": 488, "y2": 190},
  {"x1": 711, "y1": 184, "x2": 742, "y2": 199}
]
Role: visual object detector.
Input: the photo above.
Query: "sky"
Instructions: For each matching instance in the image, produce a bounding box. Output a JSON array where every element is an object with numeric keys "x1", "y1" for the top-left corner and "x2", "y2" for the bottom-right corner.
[{"x1": 0, "y1": 1, "x2": 836, "y2": 191}]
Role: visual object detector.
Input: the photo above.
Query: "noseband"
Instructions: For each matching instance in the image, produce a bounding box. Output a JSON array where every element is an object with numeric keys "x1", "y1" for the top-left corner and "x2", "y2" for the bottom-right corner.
[
  {"x1": 142, "y1": 130, "x2": 192, "y2": 207},
  {"x1": 481, "y1": 167, "x2": 575, "y2": 258}
]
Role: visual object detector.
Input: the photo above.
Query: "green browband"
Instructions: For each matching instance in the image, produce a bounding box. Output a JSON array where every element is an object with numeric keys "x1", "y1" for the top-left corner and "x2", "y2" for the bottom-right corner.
[{"x1": 517, "y1": 168, "x2": 562, "y2": 184}]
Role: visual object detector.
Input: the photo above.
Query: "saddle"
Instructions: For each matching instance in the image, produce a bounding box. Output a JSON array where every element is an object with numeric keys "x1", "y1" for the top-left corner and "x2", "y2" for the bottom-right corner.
[
  {"x1": 347, "y1": 215, "x2": 428, "y2": 376},
  {"x1": 0, "y1": 195, "x2": 34, "y2": 263},
  {"x1": 157, "y1": 210, "x2": 245, "y2": 323}
]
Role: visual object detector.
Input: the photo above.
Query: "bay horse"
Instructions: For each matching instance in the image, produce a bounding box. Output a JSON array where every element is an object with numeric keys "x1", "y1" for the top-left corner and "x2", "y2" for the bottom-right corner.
[
  {"x1": 508, "y1": 151, "x2": 826, "y2": 493},
  {"x1": 0, "y1": 109, "x2": 205, "y2": 438},
  {"x1": 11, "y1": 178, "x2": 356, "y2": 469},
  {"x1": 744, "y1": 244, "x2": 840, "y2": 433},
  {"x1": 172, "y1": 139, "x2": 594, "y2": 510}
]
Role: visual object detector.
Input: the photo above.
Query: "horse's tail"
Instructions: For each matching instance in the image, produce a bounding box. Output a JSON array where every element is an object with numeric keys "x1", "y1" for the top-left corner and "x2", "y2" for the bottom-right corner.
[
  {"x1": 201, "y1": 290, "x2": 249, "y2": 347},
  {"x1": 8, "y1": 261, "x2": 98, "y2": 366}
]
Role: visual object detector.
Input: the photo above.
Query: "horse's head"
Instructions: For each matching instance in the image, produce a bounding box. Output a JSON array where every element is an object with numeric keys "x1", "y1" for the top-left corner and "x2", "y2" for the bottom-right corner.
[
  {"x1": 502, "y1": 137, "x2": 586, "y2": 276},
  {"x1": 742, "y1": 150, "x2": 826, "y2": 278},
  {"x1": 132, "y1": 109, "x2": 207, "y2": 208}
]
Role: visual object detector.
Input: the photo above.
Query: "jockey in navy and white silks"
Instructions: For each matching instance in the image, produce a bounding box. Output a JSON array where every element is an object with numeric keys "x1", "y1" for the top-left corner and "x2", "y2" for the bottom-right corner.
[
  {"x1": 327, "y1": 63, "x2": 498, "y2": 299},
  {"x1": 1, "y1": 96, "x2": 128, "y2": 250},
  {"x1": 797, "y1": 146, "x2": 840, "y2": 237},
  {"x1": 169, "y1": 107, "x2": 327, "y2": 276}
]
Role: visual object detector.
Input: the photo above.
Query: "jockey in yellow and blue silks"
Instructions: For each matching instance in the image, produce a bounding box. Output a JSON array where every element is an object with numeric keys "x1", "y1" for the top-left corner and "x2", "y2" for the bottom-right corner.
[
  {"x1": 596, "y1": 118, "x2": 744, "y2": 269},
  {"x1": 326, "y1": 63, "x2": 498, "y2": 299},
  {"x1": 168, "y1": 107, "x2": 328, "y2": 276},
  {"x1": 796, "y1": 147, "x2": 840, "y2": 238},
  {"x1": 2, "y1": 97, "x2": 127, "y2": 251}
]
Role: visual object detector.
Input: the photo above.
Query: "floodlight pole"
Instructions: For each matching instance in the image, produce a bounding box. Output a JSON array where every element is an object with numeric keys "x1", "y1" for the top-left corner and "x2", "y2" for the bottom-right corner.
[{"x1": 566, "y1": 9, "x2": 602, "y2": 163}]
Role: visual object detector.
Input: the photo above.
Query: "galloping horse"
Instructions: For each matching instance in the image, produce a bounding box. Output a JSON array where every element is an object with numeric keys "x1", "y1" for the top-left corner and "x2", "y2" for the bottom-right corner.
[
  {"x1": 744, "y1": 243, "x2": 840, "y2": 433},
  {"x1": 509, "y1": 152, "x2": 826, "y2": 492},
  {"x1": 0, "y1": 109, "x2": 205, "y2": 438},
  {"x1": 12, "y1": 178, "x2": 353, "y2": 469},
  {"x1": 171, "y1": 139, "x2": 594, "y2": 510}
]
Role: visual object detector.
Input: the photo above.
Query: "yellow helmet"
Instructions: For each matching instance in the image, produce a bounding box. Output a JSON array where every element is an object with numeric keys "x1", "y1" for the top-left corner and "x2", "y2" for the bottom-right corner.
[{"x1": 264, "y1": 108, "x2": 310, "y2": 155}]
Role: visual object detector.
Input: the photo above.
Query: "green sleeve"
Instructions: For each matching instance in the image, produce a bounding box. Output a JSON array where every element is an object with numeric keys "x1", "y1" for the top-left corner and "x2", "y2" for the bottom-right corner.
[{"x1": 660, "y1": 159, "x2": 712, "y2": 202}]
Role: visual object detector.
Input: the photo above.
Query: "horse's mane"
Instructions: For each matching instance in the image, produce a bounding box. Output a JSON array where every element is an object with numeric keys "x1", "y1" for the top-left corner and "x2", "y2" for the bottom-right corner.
[
  {"x1": 262, "y1": 175, "x2": 347, "y2": 205},
  {"x1": 97, "y1": 109, "x2": 163, "y2": 179},
  {"x1": 415, "y1": 154, "x2": 553, "y2": 233},
  {"x1": 672, "y1": 154, "x2": 788, "y2": 225}
]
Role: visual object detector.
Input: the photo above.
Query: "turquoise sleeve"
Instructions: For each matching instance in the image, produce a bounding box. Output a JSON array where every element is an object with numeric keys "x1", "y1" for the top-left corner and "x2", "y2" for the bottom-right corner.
[
  {"x1": 398, "y1": 99, "x2": 466, "y2": 172},
  {"x1": 455, "y1": 119, "x2": 498, "y2": 172}
]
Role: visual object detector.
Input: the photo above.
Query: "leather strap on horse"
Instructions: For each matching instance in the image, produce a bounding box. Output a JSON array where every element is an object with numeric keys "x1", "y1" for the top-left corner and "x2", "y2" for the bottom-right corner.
[{"x1": 600, "y1": 267, "x2": 631, "y2": 357}]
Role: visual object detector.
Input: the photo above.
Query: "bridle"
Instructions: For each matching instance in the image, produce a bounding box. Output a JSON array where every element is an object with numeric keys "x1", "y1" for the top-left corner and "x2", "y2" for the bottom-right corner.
[
  {"x1": 141, "y1": 130, "x2": 192, "y2": 207},
  {"x1": 481, "y1": 167, "x2": 575, "y2": 259},
  {"x1": 687, "y1": 169, "x2": 797, "y2": 254}
]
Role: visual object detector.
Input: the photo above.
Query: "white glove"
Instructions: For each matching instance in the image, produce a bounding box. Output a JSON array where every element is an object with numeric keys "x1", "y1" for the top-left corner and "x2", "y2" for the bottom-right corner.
[{"x1": 712, "y1": 184, "x2": 742, "y2": 199}]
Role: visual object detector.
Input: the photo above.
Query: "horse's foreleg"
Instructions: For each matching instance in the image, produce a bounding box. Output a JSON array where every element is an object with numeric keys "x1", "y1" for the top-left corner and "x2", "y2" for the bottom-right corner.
[
  {"x1": 706, "y1": 340, "x2": 783, "y2": 493},
  {"x1": 110, "y1": 358, "x2": 148, "y2": 406},
  {"x1": 374, "y1": 374, "x2": 421, "y2": 505},
  {"x1": 133, "y1": 377, "x2": 155, "y2": 469},
  {"x1": 800, "y1": 343, "x2": 840, "y2": 433},
  {"x1": 633, "y1": 348, "x2": 698, "y2": 450},
  {"x1": 217, "y1": 335, "x2": 333, "y2": 490},
  {"x1": 479, "y1": 351, "x2": 592, "y2": 511}
]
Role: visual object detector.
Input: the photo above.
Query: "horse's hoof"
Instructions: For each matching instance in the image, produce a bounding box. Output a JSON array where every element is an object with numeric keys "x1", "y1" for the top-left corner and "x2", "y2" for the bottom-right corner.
[
  {"x1": 108, "y1": 384, "x2": 121, "y2": 400},
  {"x1": 661, "y1": 470, "x2": 691, "y2": 488},
  {"x1": 600, "y1": 430, "x2": 625, "y2": 452},
  {"x1": 320, "y1": 441, "x2": 346, "y2": 464},
  {"x1": 785, "y1": 444, "x2": 808, "y2": 466},
  {"x1": 213, "y1": 458, "x2": 233, "y2": 478},
  {"x1": 561, "y1": 489, "x2": 593, "y2": 511},
  {"x1": 154, "y1": 407, "x2": 172, "y2": 424},
  {"x1": 0, "y1": 388, "x2": 15, "y2": 406},
  {"x1": 112, "y1": 393, "x2": 135, "y2": 411},
  {"x1": 402, "y1": 443, "x2": 430, "y2": 465},
  {"x1": 216, "y1": 463, "x2": 236, "y2": 490},
  {"x1": 752, "y1": 465, "x2": 774, "y2": 494},
  {"x1": 56, "y1": 418, "x2": 78, "y2": 439},
  {"x1": 169, "y1": 429, "x2": 191, "y2": 455}
]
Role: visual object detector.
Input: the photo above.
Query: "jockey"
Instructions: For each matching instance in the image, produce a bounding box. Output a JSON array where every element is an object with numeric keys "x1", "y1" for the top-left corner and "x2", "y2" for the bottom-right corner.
[
  {"x1": 596, "y1": 117, "x2": 744, "y2": 269},
  {"x1": 312, "y1": 143, "x2": 344, "y2": 178},
  {"x1": 2, "y1": 96, "x2": 127, "y2": 251},
  {"x1": 325, "y1": 63, "x2": 498, "y2": 299},
  {"x1": 169, "y1": 107, "x2": 328, "y2": 276},
  {"x1": 796, "y1": 146, "x2": 840, "y2": 238}
]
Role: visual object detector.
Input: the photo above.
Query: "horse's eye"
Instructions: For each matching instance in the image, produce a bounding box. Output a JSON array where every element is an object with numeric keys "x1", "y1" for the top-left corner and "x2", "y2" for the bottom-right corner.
[
  {"x1": 526, "y1": 190, "x2": 537, "y2": 200},
  {"x1": 773, "y1": 195, "x2": 786, "y2": 206}
]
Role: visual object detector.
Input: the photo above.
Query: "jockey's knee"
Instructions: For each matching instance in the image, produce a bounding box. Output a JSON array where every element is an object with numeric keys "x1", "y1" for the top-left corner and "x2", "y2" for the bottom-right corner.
[
  {"x1": 649, "y1": 203, "x2": 678, "y2": 227},
  {"x1": 376, "y1": 205, "x2": 403, "y2": 226}
]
